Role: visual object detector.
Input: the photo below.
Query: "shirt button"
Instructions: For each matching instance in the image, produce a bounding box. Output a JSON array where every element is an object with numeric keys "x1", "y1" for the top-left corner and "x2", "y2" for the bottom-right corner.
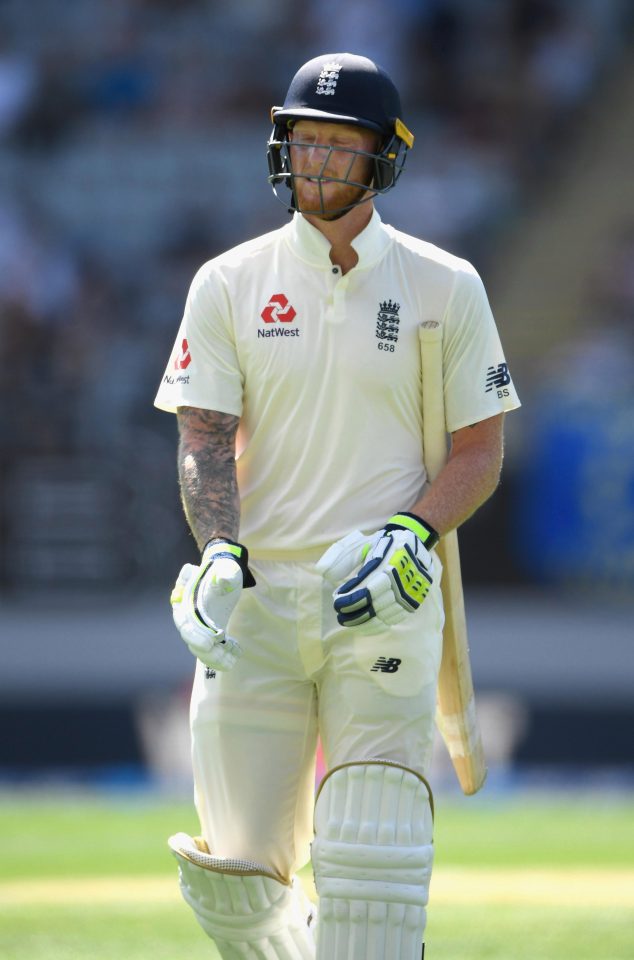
[{"x1": 332, "y1": 266, "x2": 339, "y2": 274}]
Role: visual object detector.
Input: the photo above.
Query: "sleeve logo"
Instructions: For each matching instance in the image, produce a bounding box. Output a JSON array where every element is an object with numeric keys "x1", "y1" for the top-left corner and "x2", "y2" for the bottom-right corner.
[
  {"x1": 174, "y1": 338, "x2": 192, "y2": 370},
  {"x1": 485, "y1": 362, "x2": 511, "y2": 396}
]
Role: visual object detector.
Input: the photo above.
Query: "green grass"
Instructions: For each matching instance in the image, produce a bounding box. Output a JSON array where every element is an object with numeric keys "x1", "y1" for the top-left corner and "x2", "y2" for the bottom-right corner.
[
  {"x1": 432, "y1": 792, "x2": 634, "y2": 866},
  {"x1": 1, "y1": 790, "x2": 633, "y2": 959},
  {"x1": 0, "y1": 796, "x2": 200, "y2": 879},
  {"x1": 427, "y1": 904, "x2": 633, "y2": 960}
]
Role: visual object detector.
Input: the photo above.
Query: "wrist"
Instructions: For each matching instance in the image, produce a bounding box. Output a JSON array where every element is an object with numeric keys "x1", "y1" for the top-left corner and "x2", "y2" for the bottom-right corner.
[
  {"x1": 384, "y1": 512, "x2": 439, "y2": 550},
  {"x1": 202, "y1": 537, "x2": 256, "y2": 587},
  {"x1": 202, "y1": 536, "x2": 242, "y2": 560}
]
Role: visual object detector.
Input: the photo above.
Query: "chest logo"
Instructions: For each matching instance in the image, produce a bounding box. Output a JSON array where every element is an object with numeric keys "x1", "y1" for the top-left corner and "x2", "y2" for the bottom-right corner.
[
  {"x1": 261, "y1": 293, "x2": 297, "y2": 324},
  {"x1": 376, "y1": 300, "x2": 400, "y2": 351}
]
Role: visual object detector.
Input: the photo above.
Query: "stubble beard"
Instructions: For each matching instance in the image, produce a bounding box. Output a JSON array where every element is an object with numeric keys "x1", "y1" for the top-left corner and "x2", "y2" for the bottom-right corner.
[{"x1": 293, "y1": 177, "x2": 372, "y2": 220}]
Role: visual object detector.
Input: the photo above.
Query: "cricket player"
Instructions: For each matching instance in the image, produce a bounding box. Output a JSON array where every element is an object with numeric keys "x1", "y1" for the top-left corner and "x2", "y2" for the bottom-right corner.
[{"x1": 155, "y1": 52, "x2": 520, "y2": 959}]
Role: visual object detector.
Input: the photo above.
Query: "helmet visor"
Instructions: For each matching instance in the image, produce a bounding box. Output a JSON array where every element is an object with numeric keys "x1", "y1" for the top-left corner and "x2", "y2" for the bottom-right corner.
[{"x1": 267, "y1": 129, "x2": 410, "y2": 217}]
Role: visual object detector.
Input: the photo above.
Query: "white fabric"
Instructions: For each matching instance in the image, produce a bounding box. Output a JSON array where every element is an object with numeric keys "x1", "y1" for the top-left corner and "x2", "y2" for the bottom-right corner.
[
  {"x1": 168, "y1": 832, "x2": 316, "y2": 959},
  {"x1": 154, "y1": 209, "x2": 520, "y2": 560},
  {"x1": 312, "y1": 760, "x2": 433, "y2": 960},
  {"x1": 189, "y1": 557, "x2": 443, "y2": 883}
]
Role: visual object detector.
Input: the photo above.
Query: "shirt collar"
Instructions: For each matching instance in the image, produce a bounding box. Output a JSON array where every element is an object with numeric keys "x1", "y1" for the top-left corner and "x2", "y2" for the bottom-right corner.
[{"x1": 285, "y1": 207, "x2": 391, "y2": 270}]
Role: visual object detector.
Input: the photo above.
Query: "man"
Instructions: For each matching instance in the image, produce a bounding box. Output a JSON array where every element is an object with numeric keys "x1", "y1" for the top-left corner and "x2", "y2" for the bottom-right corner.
[{"x1": 155, "y1": 52, "x2": 520, "y2": 959}]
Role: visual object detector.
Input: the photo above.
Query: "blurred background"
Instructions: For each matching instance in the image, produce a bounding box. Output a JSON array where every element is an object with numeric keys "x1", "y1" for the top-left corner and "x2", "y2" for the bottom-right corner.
[{"x1": 0, "y1": 0, "x2": 632, "y2": 793}]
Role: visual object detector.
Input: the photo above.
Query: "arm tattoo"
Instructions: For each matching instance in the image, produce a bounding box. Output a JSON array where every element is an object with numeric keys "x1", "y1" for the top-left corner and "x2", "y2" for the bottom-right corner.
[{"x1": 176, "y1": 406, "x2": 240, "y2": 550}]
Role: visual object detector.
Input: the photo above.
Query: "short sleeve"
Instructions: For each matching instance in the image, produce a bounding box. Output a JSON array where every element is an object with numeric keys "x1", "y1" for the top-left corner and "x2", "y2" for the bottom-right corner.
[
  {"x1": 154, "y1": 263, "x2": 243, "y2": 416},
  {"x1": 442, "y1": 266, "x2": 520, "y2": 432}
]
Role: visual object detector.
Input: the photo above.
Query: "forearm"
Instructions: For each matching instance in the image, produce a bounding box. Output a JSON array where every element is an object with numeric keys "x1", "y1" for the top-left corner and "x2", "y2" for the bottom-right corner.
[
  {"x1": 177, "y1": 407, "x2": 240, "y2": 550},
  {"x1": 411, "y1": 416, "x2": 505, "y2": 536},
  {"x1": 179, "y1": 450, "x2": 240, "y2": 549},
  {"x1": 411, "y1": 448, "x2": 500, "y2": 536}
]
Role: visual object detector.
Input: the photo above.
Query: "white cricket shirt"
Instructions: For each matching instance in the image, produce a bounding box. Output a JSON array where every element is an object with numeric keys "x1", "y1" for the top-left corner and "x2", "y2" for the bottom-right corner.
[{"x1": 155, "y1": 210, "x2": 520, "y2": 558}]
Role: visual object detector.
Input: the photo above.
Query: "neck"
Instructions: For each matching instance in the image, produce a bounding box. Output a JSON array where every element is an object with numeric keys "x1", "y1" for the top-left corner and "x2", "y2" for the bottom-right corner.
[{"x1": 302, "y1": 201, "x2": 374, "y2": 274}]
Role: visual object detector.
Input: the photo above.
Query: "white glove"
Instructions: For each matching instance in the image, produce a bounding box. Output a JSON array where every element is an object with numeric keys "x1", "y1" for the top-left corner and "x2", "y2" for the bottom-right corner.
[
  {"x1": 317, "y1": 513, "x2": 439, "y2": 628},
  {"x1": 170, "y1": 538, "x2": 256, "y2": 671}
]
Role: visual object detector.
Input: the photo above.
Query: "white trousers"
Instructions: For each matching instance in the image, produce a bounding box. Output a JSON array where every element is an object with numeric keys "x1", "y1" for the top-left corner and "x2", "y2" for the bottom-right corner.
[{"x1": 190, "y1": 557, "x2": 444, "y2": 881}]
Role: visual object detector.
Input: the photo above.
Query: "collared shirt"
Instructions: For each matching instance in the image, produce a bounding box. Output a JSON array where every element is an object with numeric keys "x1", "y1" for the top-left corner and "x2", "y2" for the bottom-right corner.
[{"x1": 155, "y1": 210, "x2": 520, "y2": 558}]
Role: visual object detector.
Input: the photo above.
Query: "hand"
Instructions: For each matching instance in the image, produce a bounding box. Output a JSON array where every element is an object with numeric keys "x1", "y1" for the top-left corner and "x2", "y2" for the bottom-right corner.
[
  {"x1": 317, "y1": 513, "x2": 439, "y2": 628},
  {"x1": 170, "y1": 538, "x2": 256, "y2": 671}
]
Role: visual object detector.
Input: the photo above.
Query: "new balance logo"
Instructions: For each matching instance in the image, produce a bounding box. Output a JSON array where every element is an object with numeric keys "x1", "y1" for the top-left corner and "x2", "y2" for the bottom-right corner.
[
  {"x1": 371, "y1": 657, "x2": 402, "y2": 673},
  {"x1": 485, "y1": 362, "x2": 511, "y2": 397}
]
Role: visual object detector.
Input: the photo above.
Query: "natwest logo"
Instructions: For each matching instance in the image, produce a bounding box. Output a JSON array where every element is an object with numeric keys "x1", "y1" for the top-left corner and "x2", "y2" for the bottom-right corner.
[
  {"x1": 261, "y1": 293, "x2": 297, "y2": 324},
  {"x1": 174, "y1": 338, "x2": 192, "y2": 370}
]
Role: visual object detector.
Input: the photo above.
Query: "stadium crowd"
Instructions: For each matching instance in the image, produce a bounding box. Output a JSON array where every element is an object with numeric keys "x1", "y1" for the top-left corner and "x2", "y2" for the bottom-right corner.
[{"x1": 0, "y1": 0, "x2": 631, "y2": 587}]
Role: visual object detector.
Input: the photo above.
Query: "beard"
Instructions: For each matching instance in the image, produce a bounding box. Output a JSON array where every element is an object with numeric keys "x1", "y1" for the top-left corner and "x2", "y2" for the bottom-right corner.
[{"x1": 292, "y1": 175, "x2": 373, "y2": 219}]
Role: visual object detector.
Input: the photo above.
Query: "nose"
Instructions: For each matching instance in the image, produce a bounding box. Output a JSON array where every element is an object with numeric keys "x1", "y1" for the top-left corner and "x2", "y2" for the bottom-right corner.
[{"x1": 296, "y1": 142, "x2": 333, "y2": 176}]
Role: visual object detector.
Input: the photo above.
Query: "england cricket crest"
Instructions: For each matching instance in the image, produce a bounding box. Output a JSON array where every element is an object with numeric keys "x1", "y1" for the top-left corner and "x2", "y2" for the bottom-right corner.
[
  {"x1": 376, "y1": 299, "x2": 400, "y2": 345},
  {"x1": 315, "y1": 61, "x2": 342, "y2": 96}
]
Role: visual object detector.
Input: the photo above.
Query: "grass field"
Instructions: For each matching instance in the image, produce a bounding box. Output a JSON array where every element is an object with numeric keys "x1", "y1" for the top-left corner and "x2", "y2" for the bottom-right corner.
[{"x1": 1, "y1": 789, "x2": 633, "y2": 959}]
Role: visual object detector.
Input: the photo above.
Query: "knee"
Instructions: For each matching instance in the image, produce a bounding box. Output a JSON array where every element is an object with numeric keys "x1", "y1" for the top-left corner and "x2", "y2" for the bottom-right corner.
[
  {"x1": 311, "y1": 759, "x2": 434, "y2": 952},
  {"x1": 313, "y1": 759, "x2": 434, "y2": 890}
]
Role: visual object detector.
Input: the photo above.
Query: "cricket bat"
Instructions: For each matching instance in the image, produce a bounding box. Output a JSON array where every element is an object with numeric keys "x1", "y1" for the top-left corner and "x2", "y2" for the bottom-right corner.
[{"x1": 419, "y1": 321, "x2": 487, "y2": 795}]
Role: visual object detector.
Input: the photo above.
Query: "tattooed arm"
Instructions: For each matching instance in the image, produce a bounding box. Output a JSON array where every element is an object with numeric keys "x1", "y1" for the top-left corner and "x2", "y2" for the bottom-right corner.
[{"x1": 176, "y1": 406, "x2": 240, "y2": 550}]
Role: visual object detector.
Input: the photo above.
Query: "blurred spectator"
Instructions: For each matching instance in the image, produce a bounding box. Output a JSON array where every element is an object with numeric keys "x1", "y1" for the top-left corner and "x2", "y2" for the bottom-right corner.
[
  {"x1": 526, "y1": 9, "x2": 598, "y2": 111},
  {"x1": 593, "y1": 223, "x2": 634, "y2": 324},
  {"x1": 305, "y1": 0, "x2": 424, "y2": 83},
  {"x1": 0, "y1": 194, "x2": 79, "y2": 322},
  {"x1": 0, "y1": 300, "x2": 61, "y2": 454},
  {"x1": 0, "y1": 28, "x2": 38, "y2": 139},
  {"x1": 76, "y1": 29, "x2": 160, "y2": 119},
  {"x1": 12, "y1": 52, "x2": 84, "y2": 151}
]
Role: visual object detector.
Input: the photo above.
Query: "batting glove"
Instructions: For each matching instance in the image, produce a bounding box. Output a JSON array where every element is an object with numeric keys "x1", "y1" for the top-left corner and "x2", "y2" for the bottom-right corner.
[
  {"x1": 317, "y1": 513, "x2": 439, "y2": 628},
  {"x1": 170, "y1": 538, "x2": 256, "y2": 671}
]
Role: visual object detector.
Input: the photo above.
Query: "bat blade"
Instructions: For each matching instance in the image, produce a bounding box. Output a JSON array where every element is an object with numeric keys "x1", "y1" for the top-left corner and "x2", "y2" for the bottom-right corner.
[
  {"x1": 435, "y1": 531, "x2": 486, "y2": 795},
  {"x1": 419, "y1": 322, "x2": 487, "y2": 795}
]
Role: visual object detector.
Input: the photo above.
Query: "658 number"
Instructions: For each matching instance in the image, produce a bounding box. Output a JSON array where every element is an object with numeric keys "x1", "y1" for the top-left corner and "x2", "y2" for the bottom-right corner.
[{"x1": 377, "y1": 342, "x2": 395, "y2": 352}]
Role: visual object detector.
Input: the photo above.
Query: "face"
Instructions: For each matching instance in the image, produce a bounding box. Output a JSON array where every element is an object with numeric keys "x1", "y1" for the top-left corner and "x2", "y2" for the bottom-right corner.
[{"x1": 288, "y1": 120, "x2": 380, "y2": 219}]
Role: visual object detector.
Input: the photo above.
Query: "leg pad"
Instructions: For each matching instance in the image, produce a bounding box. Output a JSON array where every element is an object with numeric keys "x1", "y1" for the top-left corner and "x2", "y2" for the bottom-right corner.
[
  {"x1": 169, "y1": 832, "x2": 315, "y2": 959},
  {"x1": 312, "y1": 760, "x2": 433, "y2": 960}
]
